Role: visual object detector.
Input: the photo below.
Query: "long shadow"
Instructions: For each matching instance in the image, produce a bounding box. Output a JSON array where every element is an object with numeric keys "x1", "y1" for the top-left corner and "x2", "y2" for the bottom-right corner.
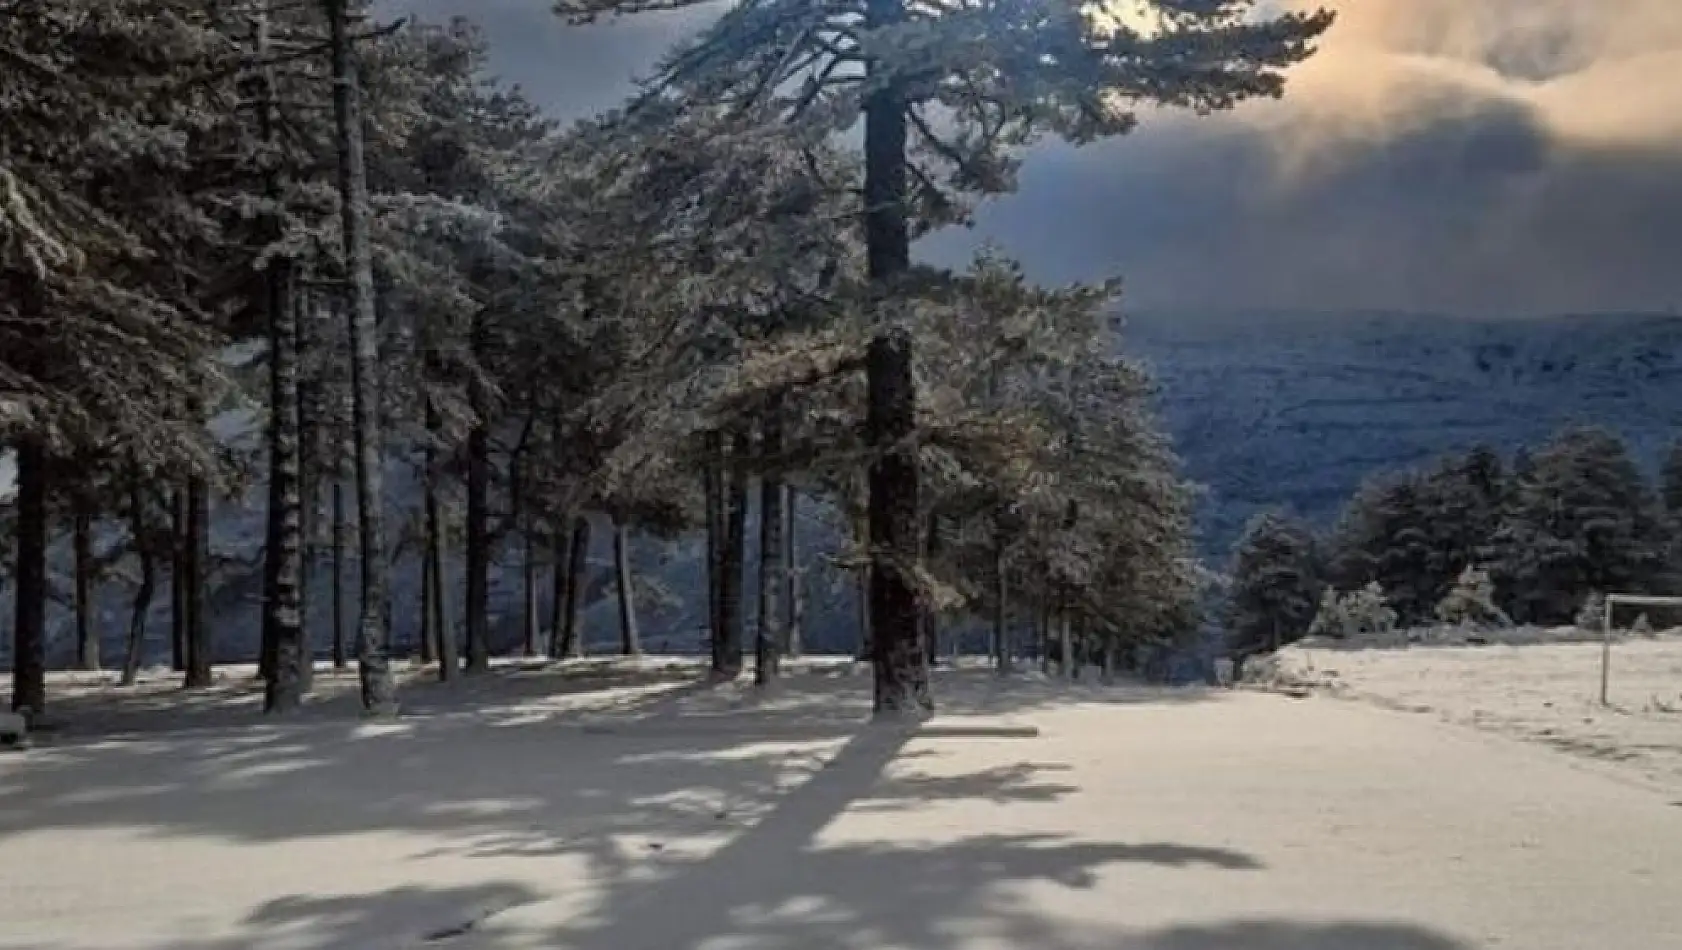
[
  {"x1": 0, "y1": 662, "x2": 1244, "y2": 948},
  {"x1": 447, "y1": 721, "x2": 1264, "y2": 950}
]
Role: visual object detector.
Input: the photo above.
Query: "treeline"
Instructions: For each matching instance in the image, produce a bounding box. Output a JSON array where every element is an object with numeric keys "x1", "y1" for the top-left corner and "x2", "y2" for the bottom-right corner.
[
  {"x1": 3, "y1": 2, "x2": 1333, "y2": 718},
  {"x1": 1226, "y1": 426, "x2": 1682, "y2": 654}
]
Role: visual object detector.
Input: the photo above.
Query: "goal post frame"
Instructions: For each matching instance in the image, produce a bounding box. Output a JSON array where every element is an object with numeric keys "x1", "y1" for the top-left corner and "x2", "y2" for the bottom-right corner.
[{"x1": 1599, "y1": 594, "x2": 1682, "y2": 706}]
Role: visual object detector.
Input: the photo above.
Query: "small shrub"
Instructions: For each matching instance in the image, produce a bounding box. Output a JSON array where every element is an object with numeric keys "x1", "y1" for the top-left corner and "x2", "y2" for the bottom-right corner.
[
  {"x1": 1435, "y1": 565, "x2": 1511, "y2": 628},
  {"x1": 1309, "y1": 581, "x2": 1398, "y2": 638}
]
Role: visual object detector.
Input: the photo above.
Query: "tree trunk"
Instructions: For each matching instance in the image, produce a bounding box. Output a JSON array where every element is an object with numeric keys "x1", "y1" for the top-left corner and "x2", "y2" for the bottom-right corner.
[
  {"x1": 183, "y1": 475, "x2": 212, "y2": 689},
  {"x1": 73, "y1": 501, "x2": 98, "y2": 672},
  {"x1": 327, "y1": 0, "x2": 395, "y2": 715},
  {"x1": 426, "y1": 460, "x2": 456, "y2": 680},
  {"x1": 559, "y1": 516, "x2": 591, "y2": 659},
  {"x1": 715, "y1": 439, "x2": 749, "y2": 680},
  {"x1": 463, "y1": 396, "x2": 490, "y2": 674},
  {"x1": 992, "y1": 532, "x2": 1010, "y2": 673},
  {"x1": 923, "y1": 511, "x2": 940, "y2": 667},
  {"x1": 522, "y1": 527, "x2": 540, "y2": 658},
  {"x1": 170, "y1": 490, "x2": 186, "y2": 672},
  {"x1": 863, "y1": 0, "x2": 928, "y2": 716},
  {"x1": 703, "y1": 431, "x2": 724, "y2": 659},
  {"x1": 784, "y1": 484, "x2": 802, "y2": 658},
  {"x1": 10, "y1": 437, "x2": 47, "y2": 715},
  {"x1": 262, "y1": 256, "x2": 306, "y2": 715},
  {"x1": 757, "y1": 414, "x2": 785, "y2": 685},
  {"x1": 419, "y1": 540, "x2": 436, "y2": 664},
  {"x1": 331, "y1": 480, "x2": 347, "y2": 670},
  {"x1": 547, "y1": 529, "x2": 567, "y2": 659},
  {"x1": 122, "y1": 483, "x2": 156, "y2": 688},
  {"x1": 1037, "y1": 599, "x2": 1051, "y2": 676},
  {"x1": 294, "y1": 279, "x2": 319, "y2": 696},
  {"x1": 1059, "y1": 601, "x2": 1075, "y2": 681},
  {"x1": 613, "y1": 518, "x2": 641, "y2": 657}
]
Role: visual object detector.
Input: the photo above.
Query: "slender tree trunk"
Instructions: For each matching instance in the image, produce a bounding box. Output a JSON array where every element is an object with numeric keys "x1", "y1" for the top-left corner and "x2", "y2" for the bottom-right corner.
[
  {"x1": 613, "y1": 518, "x2": 641, "y2": 657},
  {"x1": 183, "y1": 475, "x2": 212, "y2": 689},
  {"x1": 703, "y1": 432, "x2": 724, "y2": 660},
  {"x1": 170, "y1": 490, "x2": 186, "y2": 672},
  {"x1": 464, "y1": 346, "x2": 491, "y2": 665},
  {"x1": 425, "y1": 459, "x2": 456, "y2": 680},
  {"x1": 11, "y1": 437, "x2": 47, "y2": 715},
  {"x1": 784, "y1": 484, "x2": 802, "y2": 658},
  {"x1": 522, "y1": 527, "x2": 540, "y2": 658},
  {"x1": 331, "y1": 480, "x2": 347, "y2": 670},
  {"x1": 122, "y1": 546, "x2": 157, "y2": 690},
  {"x1": 559, "y1": 516, "x2": 591, "y2": 659},
  {"x1": 73, "y1": 501, "x2": 98, "y2": 672},
  {"x1": 757, "y1": 411, "x2": 786, "y2": 685},
  {"x1": 715, "y1": 439, "x2": 749, "y2": 680},
  {"x1": 547, "y1": 529, "x2": 567, "y2": 659},
  {"x1": 419, "y1": 542, "x2": 436, "y2": 664},
  {"x1": 1059, "y1": 600, "x2": 1075, "y2": 681},
  {"x1": 327, "y1": 0, "x2": 395, "y2": 715},
  {"x1": 1037, "y1": 599, "x2": 1052, "y2": 676},
  {"x1": 992, "y1": 532, "x2": 1010, "y2": 673},
  {"x1": 923, "y1": 511, "x2": 940, "y2": 667},
  {"x1": 295, "y1": 279, "x2": 319, "y2": 696},
  {"x1": 863, "y1": 0, "x2": 927, "y2": 716},
  {"x1": 122, "y1": 481, "x2": 156, "y2": 688}
]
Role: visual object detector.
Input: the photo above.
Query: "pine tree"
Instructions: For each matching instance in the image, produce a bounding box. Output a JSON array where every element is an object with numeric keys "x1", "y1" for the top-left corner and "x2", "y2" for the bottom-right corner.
[
  {"x1": 1435, "y1": 565, "x2": 1510, "y2": 629},
  {"x1": 1226, "y1": 510, "x2": 1322, "y2": 655},
  {"x1": 1491, "y1": 427, "x2": 1665, "y2": 624},
  {"x1": 556, "y1": 0, "x2": 1335, "y2": 716}
]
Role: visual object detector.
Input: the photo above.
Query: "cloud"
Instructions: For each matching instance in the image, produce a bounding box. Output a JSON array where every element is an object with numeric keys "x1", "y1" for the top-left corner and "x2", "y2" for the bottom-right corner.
[{"x1": 383, "y1": 0, "x2": 1682, "y2": 315}]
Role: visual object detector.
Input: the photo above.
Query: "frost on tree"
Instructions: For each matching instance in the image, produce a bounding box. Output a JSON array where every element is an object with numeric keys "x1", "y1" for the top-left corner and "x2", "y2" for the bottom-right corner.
[
  {"x1": 1434, "y1": 565, "x2": 1511, "y2": 630},
  {"x1": 1309, "y1": 582, "x2": 1397, "y2": 639},
  {"x1": 553, "y1": 0, "x2": 1334, "y2": 713}
]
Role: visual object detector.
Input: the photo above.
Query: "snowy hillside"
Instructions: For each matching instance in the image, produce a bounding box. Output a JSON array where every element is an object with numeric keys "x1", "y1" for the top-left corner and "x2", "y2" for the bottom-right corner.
[{"x1": 1128, "y1": 310, "x2": 1682, "y2": 551}]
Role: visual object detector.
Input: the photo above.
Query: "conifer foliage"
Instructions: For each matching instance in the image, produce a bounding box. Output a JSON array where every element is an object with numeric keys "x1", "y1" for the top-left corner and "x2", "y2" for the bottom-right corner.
[{"x1": 2, "y1": 1, "x2": 1318, "y2": 718}]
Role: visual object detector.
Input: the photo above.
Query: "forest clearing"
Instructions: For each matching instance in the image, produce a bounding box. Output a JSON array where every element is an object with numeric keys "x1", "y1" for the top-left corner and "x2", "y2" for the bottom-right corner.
[{"x1": 5, "y1": 657, "x2": 1682, "y2": 950}]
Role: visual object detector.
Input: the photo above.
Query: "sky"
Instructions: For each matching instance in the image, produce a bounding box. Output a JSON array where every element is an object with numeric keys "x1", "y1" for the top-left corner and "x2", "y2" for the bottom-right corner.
[{"x1": 381, "y1": 0, "x2": 1682, "y2": 316}]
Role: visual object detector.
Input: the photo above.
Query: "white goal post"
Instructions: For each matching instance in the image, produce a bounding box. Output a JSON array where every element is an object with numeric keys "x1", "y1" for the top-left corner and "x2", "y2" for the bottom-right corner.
[{"x1": 1599, "y1": 594, "x2": 1682, "y2": 706}]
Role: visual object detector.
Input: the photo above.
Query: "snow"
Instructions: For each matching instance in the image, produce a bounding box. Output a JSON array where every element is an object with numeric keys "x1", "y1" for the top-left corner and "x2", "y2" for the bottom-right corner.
[
  {"x1": 5, "y1": 657, "x2": 1682, "y2": 949},
  {"x1": 1263, "y1": 630, "x2": 1682, "y2": 796}
]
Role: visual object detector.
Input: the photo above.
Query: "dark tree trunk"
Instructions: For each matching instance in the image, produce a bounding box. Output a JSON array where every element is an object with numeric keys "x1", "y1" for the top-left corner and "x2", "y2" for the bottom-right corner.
[
  {"x1": 784, "y1": 484, "x2": 802, "y2": 659},
  {"x1": 170, "y1": 490, "x2": 186, "y2": 672},
  {"x1": 613, "y1": 518, "x2": 641, "y2": 657},
  {"x1": 547, "y1": 529, "x2": 567, "y2": 659},
  {"x1": 714, "y1": 439, "x2": 748, "y2": 680},
  {"x1": 256, "y1": 14, "x2": 304, "y2": 712},
  {"x1": 463, "y1": 396, "x2": 490, "y2": 674},
  {"x1": 330, "y1": 480, "x2": 347, "y2": 670},
  {"x1": 426, "y1": 465, "x2": 456, "y2": 680},
  {"x1": 11, "y1": 438, "x2": 48, "y2": 715},
  {"x1": 522, "y1": 527, "x2": 539, "y2": 658},
  {"x1": 327, "y1": 0, "x2": 395, "y2": 715},
  {"x1": 1059, "y1": 601, "x2": 1075, "y2": 680},
  {"x1": 183, "y1": 475, "x2": 212, "y2": 689},
  {"x1": 121, "y1": 481, "x2": 156, "y2": 687},
  {"x1": 923, "y1": 511, "x2": 941, "y2": 666},
  {"x1": 73, "y1": 502, "x2": 98, "y2": 672},
  {"x1": 558, "y1": 516, "x2": 591, "y2": 659},
  {"x1": 295, "y1": 280, "x2": 318, "y2": 696},
  {"x1": 419, "y1": 542, "x2": 436, "y2": 664},
  {"x1": 757, "y1": 411, "x2": 785, "y2": 686},
  {"x1": 992, "y1": 530, "x2": 1010, "y2": 673},
  {"x1": 703, "y1": 431, "x2": 724, "y2": 658},
  {"x1": 262, "y1": 256, "x2": 306, "y2": 715},
  {"x1": 863, "y1": 0, "x2": 928, "y2": 716}
]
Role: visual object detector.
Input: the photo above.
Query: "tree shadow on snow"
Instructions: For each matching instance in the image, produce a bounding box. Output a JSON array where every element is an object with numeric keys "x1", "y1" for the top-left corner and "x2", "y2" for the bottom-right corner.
[{"x1": 0, "y1": 663, "x2": 1281, "y2": 950}]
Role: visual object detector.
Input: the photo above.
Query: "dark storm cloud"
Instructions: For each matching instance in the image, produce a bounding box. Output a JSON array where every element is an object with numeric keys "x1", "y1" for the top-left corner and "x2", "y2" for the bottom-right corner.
[{"x1": 382, "y1": 0, "x2": 1682, "y2": 315}]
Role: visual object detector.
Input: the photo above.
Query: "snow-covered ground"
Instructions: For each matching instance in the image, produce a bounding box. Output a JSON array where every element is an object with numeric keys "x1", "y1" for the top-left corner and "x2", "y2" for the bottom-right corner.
[
  {"x1": 5, "y1": 657, "x2": 1682, "y2": 949},
  {"x1": 1262, "y1": 630, "x2": 1682, "y2": 797}
]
